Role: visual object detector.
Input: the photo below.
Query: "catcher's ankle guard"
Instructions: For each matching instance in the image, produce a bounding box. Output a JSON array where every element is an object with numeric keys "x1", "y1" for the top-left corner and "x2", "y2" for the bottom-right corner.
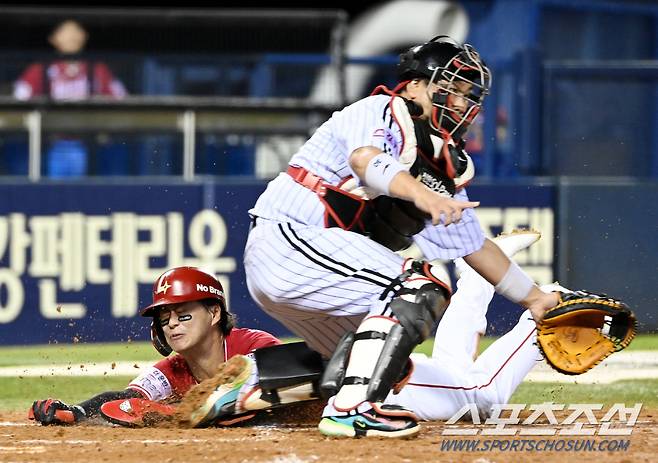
[{"x1": 329, "y1": 260, "x2": 451, "y2": 411}]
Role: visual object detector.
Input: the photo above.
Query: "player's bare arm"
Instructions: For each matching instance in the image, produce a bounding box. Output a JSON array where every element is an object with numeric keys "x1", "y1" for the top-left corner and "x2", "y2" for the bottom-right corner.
[
  {"x1": 463, "y1": 238, "x2": 559, "y2": 322},
  {"x1": 349, "y1": 146, "x2": 479, "y2": 225}
]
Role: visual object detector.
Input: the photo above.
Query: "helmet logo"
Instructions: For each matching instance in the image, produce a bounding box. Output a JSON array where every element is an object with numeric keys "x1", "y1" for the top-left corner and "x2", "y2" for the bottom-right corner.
[
  {"x1": 196, "y1": 283, "x2": 224, "y2": 297},
  {"x1": 156, "y1": 278, "x2": 171, "y2": 295}
]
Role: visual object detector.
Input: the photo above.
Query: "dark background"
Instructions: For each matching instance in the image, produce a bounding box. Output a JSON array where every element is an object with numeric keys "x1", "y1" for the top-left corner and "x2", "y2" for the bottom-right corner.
[{"x1": 0, "y1": 4, "x2": 355, "y2": 53}]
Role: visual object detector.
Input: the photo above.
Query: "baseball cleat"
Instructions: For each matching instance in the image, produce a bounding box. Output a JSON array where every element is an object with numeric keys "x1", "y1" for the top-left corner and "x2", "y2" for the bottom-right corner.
[
  {"x1": 318, "y1": 404, "x2": 420, "y2": 439},
  {"x1": 491, "y1": 229, "x2": 541, "y2": 258},
  {"x1": 100, "y1": 398, "x2": 175, "y2": 427},
  {"x1": 539, "y1": 282, "x2": 573, "y2": 296},
  {"x1": 184, "y1": 354, "x2": 253, "y2": 428},
  {"x1": 539, "y1": 284, "x2": 620, "y2": 306}
]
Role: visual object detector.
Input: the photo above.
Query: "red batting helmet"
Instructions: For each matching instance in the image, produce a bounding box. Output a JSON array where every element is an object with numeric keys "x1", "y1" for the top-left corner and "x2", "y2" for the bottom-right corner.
[
  {"x1": 141, "y1": 266, "x2": 232, "y2": 356},
  {"x1": 141, "y1": 266, "x2": 226, "y2": 317}
]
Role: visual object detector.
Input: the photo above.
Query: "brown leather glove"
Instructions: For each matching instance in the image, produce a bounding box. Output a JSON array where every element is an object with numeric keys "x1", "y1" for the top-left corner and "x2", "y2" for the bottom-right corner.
[{"x1": 537, "y1": 289, "x2": 637, "y2": 375}]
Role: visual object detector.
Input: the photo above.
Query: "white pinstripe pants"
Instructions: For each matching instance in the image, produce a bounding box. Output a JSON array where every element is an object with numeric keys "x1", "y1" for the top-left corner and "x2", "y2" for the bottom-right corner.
[{"x1": 244, "y1": 219, "x2": 405, "y2": 358}]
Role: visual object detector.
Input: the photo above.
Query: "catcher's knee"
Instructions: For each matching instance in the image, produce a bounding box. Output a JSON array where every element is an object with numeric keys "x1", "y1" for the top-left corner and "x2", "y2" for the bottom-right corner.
[
  {"x1": 388, "y1": 259, "x2": 452, "y2": 343},
  {"x1": 320, "y1": 259, "x2": 451, "y2": 410}
]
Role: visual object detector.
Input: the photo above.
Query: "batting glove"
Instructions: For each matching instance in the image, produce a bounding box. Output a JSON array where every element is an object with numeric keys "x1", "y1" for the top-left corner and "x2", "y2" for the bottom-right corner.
[{"x1": 28, "y1": 399, "x2": 86, "y2": 425}]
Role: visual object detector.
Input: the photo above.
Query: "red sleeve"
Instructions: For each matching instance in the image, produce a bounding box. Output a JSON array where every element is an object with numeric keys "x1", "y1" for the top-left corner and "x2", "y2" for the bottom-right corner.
[
  {"x1": 15, "y1": 63, "x2": 44, "y2": 96},
  {"x1": 246, "y1": 329, "x2": 282, "y2": 350},
  {"x1": 93, "y1": 62, "x2": 127, "y2": 98},
  {"x1": 225, "y1": 328, "x2": 281, "y2": 359},
  {"x1": 152, "y1": 356, "x2": 176, "y2": 377}
]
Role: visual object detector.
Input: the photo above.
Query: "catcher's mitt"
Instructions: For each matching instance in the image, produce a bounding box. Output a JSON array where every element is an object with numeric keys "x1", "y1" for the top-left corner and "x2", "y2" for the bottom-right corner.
[{"x1": 536, "y1": 288, "x2": 637, "y2": 375}]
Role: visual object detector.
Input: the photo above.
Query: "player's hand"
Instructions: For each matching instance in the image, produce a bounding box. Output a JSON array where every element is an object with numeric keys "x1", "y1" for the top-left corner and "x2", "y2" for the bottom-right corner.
[
  {"x1": 28, "y1": 399, "x2": 86, "y2": 425},
  {"x1": 529, "y1": 305, "x2": 548, "y2": 324},
  {"x1": 519, "y1": 287, "x2": 560, "y2": 323},
  {"x1": 412, "y1": 187, "x2": 479, "y2": 225}
]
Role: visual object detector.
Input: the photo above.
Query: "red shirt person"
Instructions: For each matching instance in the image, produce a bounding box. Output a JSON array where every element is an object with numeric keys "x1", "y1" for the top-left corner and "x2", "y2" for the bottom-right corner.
[
  {"x1": 14, "y1": 60, "x2": 127, "y2": 101},
  {"x1": 129, "y1": 327, "x2": 279, "y2": 401},
  {"x1": 28, "y1": 266, "x2": 280, "y2": 425},
  {"x1": 14, "y1": 19, "x2": 127, "y2": 101},
  {"x1": 12, "y1": 19, "x2": 128, "y2": 178}
]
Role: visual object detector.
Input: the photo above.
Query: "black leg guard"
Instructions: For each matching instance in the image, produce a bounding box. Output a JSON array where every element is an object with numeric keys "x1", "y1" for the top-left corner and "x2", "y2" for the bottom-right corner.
[
  {"x1": 367, "y1": 277, "x2": 449, "y2": 402},
  {"x1": 366, "y1": 324, "x2": 417, "y2": 402},
  {"x1": 255, "y1": 341, "x2": 324, "y2": 390},
  {"x1": 332, "y1": 260, "x2": 451, "y2": 411},
  {"x1": 320, "y1": 331, "x2": 355, "y2": 399}
]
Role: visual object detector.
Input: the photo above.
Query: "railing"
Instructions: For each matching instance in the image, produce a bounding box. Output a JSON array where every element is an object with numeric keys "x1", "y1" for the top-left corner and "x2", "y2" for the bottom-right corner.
[
  {"x1": 0, "y1": 96, "x2": 338, "y2": 181},
  {"x1": 2, "y1": 59, "x2": 658, "y2": 181},
  {"x1": 0, "y1": 6, "x2": 351, "y2": 180}
]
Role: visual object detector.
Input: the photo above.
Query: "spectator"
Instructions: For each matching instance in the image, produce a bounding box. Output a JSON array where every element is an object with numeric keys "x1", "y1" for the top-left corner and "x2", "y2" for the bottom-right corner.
[{"x1": 13, "y1": 19, "x2": 128, "y2": 177}]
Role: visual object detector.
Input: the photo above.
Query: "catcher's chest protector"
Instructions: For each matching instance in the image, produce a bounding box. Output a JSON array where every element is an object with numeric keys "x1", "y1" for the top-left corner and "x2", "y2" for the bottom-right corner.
[{"x1": 320, "y1": 122, "x2": 462, "y2": 252}]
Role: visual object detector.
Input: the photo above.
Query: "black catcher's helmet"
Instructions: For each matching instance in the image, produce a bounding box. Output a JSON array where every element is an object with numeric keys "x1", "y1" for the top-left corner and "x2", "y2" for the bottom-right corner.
[{"x1": 397, "y1": 35, "x2": 491, "y2": 139}]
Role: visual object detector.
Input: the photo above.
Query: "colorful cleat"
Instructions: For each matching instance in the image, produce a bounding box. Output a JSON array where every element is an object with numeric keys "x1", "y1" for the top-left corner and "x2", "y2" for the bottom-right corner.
[
  {"x1": 318, "y1": 404, "x2": 419, "y2": 438},
  {"x1": 186, "y1": 355, "x2": 253, "y2": 428}
]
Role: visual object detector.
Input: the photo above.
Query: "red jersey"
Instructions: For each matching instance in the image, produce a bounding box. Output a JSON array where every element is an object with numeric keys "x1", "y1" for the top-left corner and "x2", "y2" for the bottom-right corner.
[
  {"x1": 128, "y1": 328, "x2": 281, "y2": 401},
  {"x1": 13, "y1": 60, "x2": 127, "y2": 101}
]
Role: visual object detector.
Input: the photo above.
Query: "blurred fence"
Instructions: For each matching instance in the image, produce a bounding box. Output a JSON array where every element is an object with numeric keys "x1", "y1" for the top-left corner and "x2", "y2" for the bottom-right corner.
[
  {"x1": 0, "y1": 7, "x2": 350, "y2": 180},
  {"x1": 1, "y1": 57, "x2": 658, "y2": 181},
  {"x1": 0, "y1": 96, "x2": 334, "y2": 180}
]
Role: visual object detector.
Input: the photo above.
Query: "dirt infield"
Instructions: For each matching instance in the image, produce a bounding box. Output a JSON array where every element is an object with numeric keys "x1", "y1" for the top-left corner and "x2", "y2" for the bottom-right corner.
[{"x1": 1, "y1": 406, "x2": 656, "y2": 463}]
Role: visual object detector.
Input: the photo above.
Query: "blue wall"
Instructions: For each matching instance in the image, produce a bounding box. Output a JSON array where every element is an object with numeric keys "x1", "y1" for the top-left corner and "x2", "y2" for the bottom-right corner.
[
  {"x1": 0, "y1": 180, "x2": 560, "y2": 345},
  {"x1": 556, "y1": 179, "x2": 658, "y2": 332},
  {"x1": 1, "y1": 179, "x2": 654, "y2": 346}
]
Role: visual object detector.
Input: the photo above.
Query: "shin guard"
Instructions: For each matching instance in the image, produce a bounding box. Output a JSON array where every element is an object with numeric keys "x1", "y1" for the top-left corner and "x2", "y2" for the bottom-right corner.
[{"x1": 332, "y1": 260, "x2": 451, "y2": 411}]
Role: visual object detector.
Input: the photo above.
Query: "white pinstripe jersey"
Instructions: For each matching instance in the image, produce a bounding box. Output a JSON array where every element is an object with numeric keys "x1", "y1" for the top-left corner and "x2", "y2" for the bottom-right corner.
[{"x1": 249, "y1": 94, "x2": 484, "y2": 260}]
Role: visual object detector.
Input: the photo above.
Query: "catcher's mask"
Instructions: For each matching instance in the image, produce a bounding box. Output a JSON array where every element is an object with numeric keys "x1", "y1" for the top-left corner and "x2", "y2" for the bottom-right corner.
[
  {"x1": 141, "y1": 266, "x2": 235, "y2": 356},
  {"x1": 397, "y1": 35, "x2": 491, "y2": 140}
]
